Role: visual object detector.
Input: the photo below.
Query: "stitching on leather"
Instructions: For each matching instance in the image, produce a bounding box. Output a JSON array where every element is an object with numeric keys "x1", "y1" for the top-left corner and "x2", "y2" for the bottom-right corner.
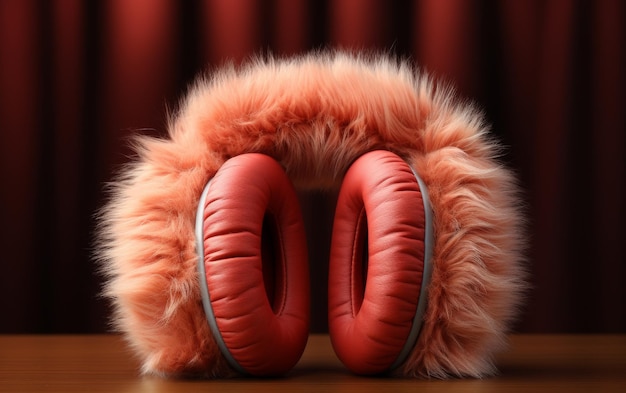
[
  {"x1": 350, "y1": 206, "x2": 367, "y2": 317},
  {"x1": 271, "y1": 211, "x2": 289, "y2": 316}
]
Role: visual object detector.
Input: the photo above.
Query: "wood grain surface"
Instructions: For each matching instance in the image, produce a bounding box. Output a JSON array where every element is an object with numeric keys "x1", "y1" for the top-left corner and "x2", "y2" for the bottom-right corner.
[{"x1": 1, "y1": 334, "x2": 624, "y2": 392}]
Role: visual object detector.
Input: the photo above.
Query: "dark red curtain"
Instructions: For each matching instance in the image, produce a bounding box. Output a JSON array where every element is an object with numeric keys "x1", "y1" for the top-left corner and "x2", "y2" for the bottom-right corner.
[{"x1": 0, "y1": 0, "x2": 624, "y2": 333}]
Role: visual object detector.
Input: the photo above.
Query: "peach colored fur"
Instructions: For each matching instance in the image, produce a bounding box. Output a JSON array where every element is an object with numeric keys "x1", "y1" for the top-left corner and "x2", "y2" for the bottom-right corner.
[{"x1": 96, "y1": 51, "x2": 527, "y2": 378}]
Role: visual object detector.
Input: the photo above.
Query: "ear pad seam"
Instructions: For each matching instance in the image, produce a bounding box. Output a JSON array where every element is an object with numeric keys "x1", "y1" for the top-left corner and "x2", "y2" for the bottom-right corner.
[
  {"x1": 265, "y1": 209, "x2": 288, "y2": 316},
  {"x1": 350, "y1": 206, "x2": 367, "y2": 317}
]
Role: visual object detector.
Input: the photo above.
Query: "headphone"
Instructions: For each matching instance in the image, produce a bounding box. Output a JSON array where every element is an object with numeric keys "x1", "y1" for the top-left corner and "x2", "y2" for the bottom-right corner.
[
  {"x1": 98, "y1": 52, "x2": 526, "y2": 379},
  {"x1": 195, "y1": 150, "x2": 433, "y2": 376}
]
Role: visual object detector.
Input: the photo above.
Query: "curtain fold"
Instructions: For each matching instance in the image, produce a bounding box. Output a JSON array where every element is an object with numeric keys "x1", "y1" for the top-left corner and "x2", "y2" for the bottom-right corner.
[{"x1": 0, "y1": 0, "x2": 623, "y2": 333}]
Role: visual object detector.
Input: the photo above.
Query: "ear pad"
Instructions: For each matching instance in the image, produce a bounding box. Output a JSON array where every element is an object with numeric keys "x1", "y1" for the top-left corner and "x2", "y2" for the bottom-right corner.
[
  {"x1": 328, "y1": 150, "x2": 433, "y2": 375},
  {"x1": 196, "y1": 153, "x2": 310, "y2": 376}
]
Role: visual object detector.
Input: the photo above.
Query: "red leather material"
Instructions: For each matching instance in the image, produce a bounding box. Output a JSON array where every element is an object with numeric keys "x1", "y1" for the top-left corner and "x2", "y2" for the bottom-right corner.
[
  {"x1": 200, "y1": 154, "x2": 310, "y2": 376},
  {"x1": 328, "y1": 150, "x2": 427, "y2": 375}
]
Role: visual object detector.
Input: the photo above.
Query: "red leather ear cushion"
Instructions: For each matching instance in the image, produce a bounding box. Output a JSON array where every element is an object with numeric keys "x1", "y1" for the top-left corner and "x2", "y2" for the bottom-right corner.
[
  {"x1": 328, "y1": 150, "x2": 428, "y2": 375},
  {"x1": 197, "y1": 153, "x2": 310, "y2": 376}
]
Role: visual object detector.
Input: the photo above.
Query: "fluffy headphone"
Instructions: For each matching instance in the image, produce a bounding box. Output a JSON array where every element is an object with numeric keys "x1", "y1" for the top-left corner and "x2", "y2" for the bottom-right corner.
[{"x1": 97, "y1": 52, "x2": 526, "y2": 379}]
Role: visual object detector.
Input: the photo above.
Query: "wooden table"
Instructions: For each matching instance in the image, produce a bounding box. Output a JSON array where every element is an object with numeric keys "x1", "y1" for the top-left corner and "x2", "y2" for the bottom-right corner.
[{"x1": 1, "y1": 334, "x2": 624, "y2": 392}]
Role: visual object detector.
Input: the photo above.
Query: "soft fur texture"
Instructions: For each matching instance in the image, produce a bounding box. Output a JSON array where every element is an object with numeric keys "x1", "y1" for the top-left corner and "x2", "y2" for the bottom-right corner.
[{"x1": 96, "y1": 51, "x2": 527, "y2": 378}]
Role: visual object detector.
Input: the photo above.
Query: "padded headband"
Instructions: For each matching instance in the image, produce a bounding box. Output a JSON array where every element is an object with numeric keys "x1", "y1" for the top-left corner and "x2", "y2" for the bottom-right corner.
[{"x1": 97, "y1": 51, "x2": 527, "y2": 379}]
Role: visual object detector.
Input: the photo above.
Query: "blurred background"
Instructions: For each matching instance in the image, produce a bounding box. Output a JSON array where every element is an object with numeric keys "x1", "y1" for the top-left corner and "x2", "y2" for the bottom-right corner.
[{"x1": 0, "y1": 0, "x2": 624, "y2": 334}]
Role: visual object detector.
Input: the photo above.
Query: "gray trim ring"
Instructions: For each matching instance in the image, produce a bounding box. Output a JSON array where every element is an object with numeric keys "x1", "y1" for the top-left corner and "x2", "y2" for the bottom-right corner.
[
  {"x1": 195, "y1": 179, "x2": 248, "y2": 375},
  {"x1": 388, "y1": 166, "x2": 434, "y2": 371}
]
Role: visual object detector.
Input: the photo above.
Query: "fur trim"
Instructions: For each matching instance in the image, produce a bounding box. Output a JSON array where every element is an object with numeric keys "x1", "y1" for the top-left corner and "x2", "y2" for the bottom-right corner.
[{"x1": 96, "y1": 51, "x2": 526, "y2": 378}]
